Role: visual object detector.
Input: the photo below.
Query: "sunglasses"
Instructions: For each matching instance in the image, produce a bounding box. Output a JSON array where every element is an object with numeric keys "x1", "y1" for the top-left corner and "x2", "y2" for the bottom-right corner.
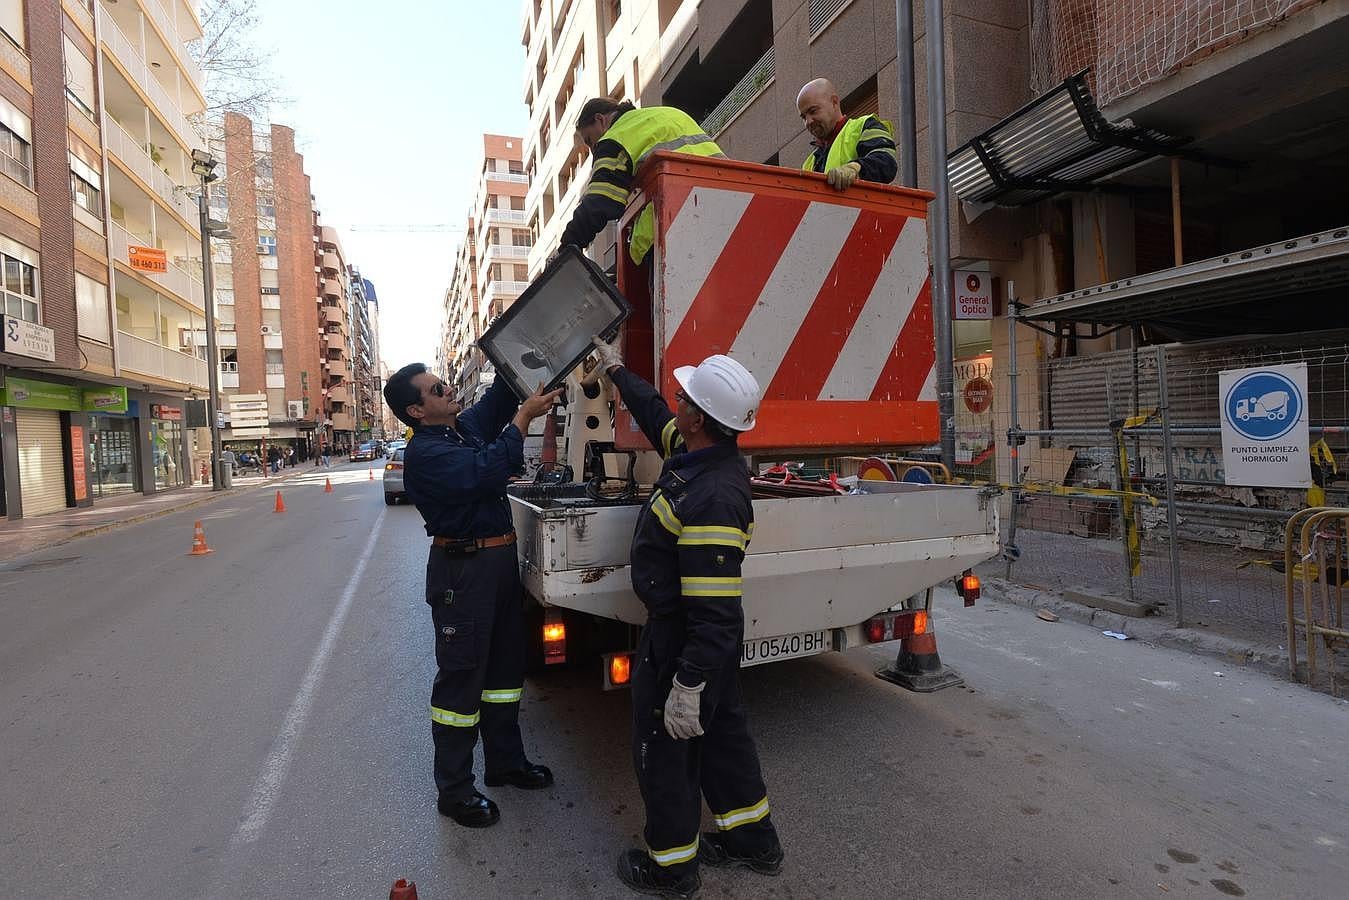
[
  {"x1": 424, "y1": 381, "x2": 447, "y2": 399},
  {"x1": 675, "y1": 389, "x2": 700, "y2": 412}
]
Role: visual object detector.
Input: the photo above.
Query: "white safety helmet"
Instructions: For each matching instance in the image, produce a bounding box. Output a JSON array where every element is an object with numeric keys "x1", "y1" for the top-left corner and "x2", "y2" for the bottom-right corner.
[{"x1": 673, "y1": 355, "x2": 762, "y2": 433}]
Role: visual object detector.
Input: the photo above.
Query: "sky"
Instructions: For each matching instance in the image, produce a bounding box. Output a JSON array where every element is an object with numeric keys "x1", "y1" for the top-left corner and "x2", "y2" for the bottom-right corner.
[{"x1": 249, "y1": 1, "x2": 528, "y2": 370}]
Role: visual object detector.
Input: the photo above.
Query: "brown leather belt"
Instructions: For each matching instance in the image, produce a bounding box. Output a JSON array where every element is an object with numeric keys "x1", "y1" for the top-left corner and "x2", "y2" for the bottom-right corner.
[{"x1": 432, "y1": 532, "x2": 517, "y2": 550}]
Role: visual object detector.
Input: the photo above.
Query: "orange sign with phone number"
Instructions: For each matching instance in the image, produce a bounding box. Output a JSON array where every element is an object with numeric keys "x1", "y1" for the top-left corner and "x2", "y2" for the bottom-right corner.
[{"x1": 128, "y1": 245, "x2": 168, "y2": 274}]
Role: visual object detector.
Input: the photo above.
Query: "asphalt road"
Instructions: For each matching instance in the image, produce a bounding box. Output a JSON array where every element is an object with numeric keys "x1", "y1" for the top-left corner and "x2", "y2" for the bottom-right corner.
[{"x1": 1, "y1": 464, "x2": 1345, "y2": 899}]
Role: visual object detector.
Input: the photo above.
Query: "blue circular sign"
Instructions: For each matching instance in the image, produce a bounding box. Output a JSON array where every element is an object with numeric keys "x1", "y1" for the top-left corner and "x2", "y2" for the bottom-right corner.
[{"x1": 1224, "y1": 370, "x2": 1301, "y2": 441}]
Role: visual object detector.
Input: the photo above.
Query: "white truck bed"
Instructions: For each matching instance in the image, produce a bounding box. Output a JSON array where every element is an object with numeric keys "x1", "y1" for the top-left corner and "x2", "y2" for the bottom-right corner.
[{"x1": 509, "y1": 480, "x2": 998, "y2": 661}]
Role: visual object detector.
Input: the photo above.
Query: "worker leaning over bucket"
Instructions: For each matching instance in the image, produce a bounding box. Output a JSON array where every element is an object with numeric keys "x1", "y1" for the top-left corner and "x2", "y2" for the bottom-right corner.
[
  {"x1": 383, "y1": 364, "x2": 561, "y2": 829},
  {"x1": 559, "y1": 98, "x2": 725, "y2": 267},
  {"x1": 590, "y1": 335, "x2": 784, "y2": 899},
  {"x1": 796, "y1": 77, "x2": 898, "y2": 190}
]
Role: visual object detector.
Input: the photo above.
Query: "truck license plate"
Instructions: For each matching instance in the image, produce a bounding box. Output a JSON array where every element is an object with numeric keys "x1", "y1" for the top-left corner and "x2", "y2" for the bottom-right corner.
[{"x1": 741, "y1": 630, "x2": 829, "y2": 667}]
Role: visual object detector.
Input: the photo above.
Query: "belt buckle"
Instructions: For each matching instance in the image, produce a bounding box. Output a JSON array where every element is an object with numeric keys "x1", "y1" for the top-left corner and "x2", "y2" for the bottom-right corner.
[{"x1": 442, "y1": 538, "x2": 477, "y2": 556}]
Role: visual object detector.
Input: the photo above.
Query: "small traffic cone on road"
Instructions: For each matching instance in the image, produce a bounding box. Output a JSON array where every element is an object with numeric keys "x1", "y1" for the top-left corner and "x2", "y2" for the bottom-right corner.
[
  {"x1": 876, "y1": 627, "x2": 962, "y2": 693},
  {"x1": 389, "y1": 879, "x2": 418, "y2": 900},
  {"x1": 324, "y1": 477, "x2": 334, "y2": 493},
  {"x1": 369, "y1": 467, "x2": 374, "y2": 481},
  {"x1": 188, "y1": 520, "x2": 213, "y2": 556},
  {"x1": 273, "y1": 490, "x2": 286, "y2": 513}
]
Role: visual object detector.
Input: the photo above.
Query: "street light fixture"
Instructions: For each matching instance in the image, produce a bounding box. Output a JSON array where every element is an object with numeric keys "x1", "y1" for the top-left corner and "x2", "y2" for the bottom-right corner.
[{"x1": 193, "y1": 149, "x2": 229, "y2": 489}]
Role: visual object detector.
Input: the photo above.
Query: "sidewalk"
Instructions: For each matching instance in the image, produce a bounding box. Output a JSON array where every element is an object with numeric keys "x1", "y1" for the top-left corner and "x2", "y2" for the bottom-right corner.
[{"x1": 0, "y1": 464, "x2": 329, "y2": 563}]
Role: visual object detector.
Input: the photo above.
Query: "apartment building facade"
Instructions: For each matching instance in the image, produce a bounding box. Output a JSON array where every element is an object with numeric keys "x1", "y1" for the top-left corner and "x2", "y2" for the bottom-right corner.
[
  {"x1": 0, "y1": 0, "x2": 211, "y2": 520},
  {"x1": 441, "y1": 134, "x2": 532, "y2": 402},
  {"x1": 521, "y1": 0, "x2": 669, "y2": 276},
  {"x1": 348, "y1": 264, "x2": 382, "y2": 442}
]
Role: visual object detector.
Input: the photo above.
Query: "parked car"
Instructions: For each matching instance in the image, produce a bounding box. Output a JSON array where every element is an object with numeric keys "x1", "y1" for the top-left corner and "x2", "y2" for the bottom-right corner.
[
  {"x1": 352, "y1": 441, "x2": 378, "y2": 462},
  {"x1": 386, "y1": 439, "x2": 407, "y2": 454},
  {"x1": 383, "y1": 448, "x2": 405, "y2": 505}
]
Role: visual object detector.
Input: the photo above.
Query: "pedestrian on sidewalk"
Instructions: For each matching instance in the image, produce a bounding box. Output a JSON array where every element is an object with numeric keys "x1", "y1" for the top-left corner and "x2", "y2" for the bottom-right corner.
[
  {"x1": 590, "y1": 336, "x2": 785, "y2": 898},
  {"x1": 385, "y1": 363, "x2": 563, "y2": 829}
]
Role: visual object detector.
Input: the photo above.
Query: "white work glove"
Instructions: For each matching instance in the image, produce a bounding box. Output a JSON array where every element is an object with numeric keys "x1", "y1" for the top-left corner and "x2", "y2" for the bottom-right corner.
[
  {"x1": 826, "y1": 161, "x2": 862, "y2": 191},
  {"x1": 591, "y1": 334, "x2": 623, "y2": 374},
  {"x1": 663, "y1": 676, "x2": 705, "y2": 740}
]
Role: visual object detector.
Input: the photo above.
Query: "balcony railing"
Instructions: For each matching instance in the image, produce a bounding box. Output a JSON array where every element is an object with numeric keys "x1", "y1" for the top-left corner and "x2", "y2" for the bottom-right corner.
[
  {"x1": 118, "y1": 330, "x2": 208, "y2": 388},
  {"x1": 109, "y1": 220, "x2": 203, "y2": 307},
  {"x1": 482, "y1": 243, "x2": 532, "y2": 260},
  {"x1": 485, "y1": 208, "x2": 528, "y2": 225},
  {"x1": 97, "y1": 5, "x2": 202, "y2": 154},
  {"x1": 487, "y1": 171, "x2": 530, "y2": 184},
  {"x1": 142, "y1": 0, "x2": 205, "y2": 91},
  {"x1": 105, "y1": 117, "x2": 196, "y2": 225},
  {"x1": 701, "y1": 46, "x2": 775, "y2": 138},
  {"x1": 482, "y1": 279, "x2": 529, "y2": 308}
]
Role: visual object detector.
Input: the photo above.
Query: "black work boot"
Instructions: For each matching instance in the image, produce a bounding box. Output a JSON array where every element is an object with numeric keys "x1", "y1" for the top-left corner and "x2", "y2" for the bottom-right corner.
[
  {"x1": 484, "y1": 763, "x2": 554, "y2": 790},
  {"x1": 697, "y1": 832, "x2": 784, "y2": 875},
  {"x1": 616, "y1": 848, "x2": 701, "y2": 898},
  {"x1": 437, "y1": 791, "x2": 499, "y2": 828}
]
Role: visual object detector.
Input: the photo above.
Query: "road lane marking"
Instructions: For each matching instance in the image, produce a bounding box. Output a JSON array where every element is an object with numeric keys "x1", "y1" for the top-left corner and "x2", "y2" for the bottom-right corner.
[{"x1": 229, "y1": 508, "x2": 387, "y2": 846}]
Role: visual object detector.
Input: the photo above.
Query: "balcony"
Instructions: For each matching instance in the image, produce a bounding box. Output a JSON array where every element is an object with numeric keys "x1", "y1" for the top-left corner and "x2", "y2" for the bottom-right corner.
[
  {"x1": 97, "y1": 5, "x2": 202, "y2": 154},
  {"x1": 104, "y1": 117, "x2": 197, "y2": 225},
  {"x1": 487, "y1": 171, "x2": 530, "y2": 185},
  {"x1": 321, "y1": 252, "x2": 342, "y2": 273},
  {"x1": 327, "y1": 358, "x2": 350, "y2": 378},
  {"x1": 482, "y1": 279, "x2": 529, "y2": 309},
  {"x1": 109, "y1": 220, "x2": 203, "y2": 308},
  {"x1": 701, "y1": 46, "x2": 775, "y2": 138},
  {"x1": 328, "y1": 385, "x2": 352, "y2": 405},
  {"x1": 322, "y1": 276, "x2": 343, "y2": 297},
  {"x1": 481, "y1": 243, "x2": 532, "y2": 261},
  {"x1": 140, "y1": 0, "x2": 205, "y2": 91},
  {"x1": 485, "y1": 208, "x2": 528, "y2": 226},
  {"x1": 330, "y1": 413, "x2": 355, "y2": 432},
  {"x1": 117, "y1": 330, "x2": 208, "y2": 389}
]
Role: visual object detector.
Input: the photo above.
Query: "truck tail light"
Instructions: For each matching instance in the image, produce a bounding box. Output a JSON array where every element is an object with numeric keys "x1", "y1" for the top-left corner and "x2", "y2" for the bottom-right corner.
[
  {"x1": 385, "y1": 462, "x2": 402, "y2": 471},
  {"x1": 863, "y1": 610, "x2": 929, "y2": 643},
  {"x1": 958, "y1": 570, "x2": 980, "y2": 606},
  {"x1": 603, "y1": 652, "x2": 634, "y2": 690},
  {"x1": 542, "y1": 609, "x2": 566, "y2": 664}
]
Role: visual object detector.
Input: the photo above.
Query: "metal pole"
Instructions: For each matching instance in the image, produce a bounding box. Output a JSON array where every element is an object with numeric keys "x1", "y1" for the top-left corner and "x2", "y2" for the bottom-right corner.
[
  {"x1": 1004, "y1": 281, "x2": 1020, "y2": 580},
  {"x1": 1107, "y1": 368, "x2": 1137, "y2": 606},
  {"x1": 895, "y1": 0, "x2": 918, "y2": 188},
  {"x1": 926, "y1": 0, "x2": 955, "y2": 468},
  {"x1": 197, "y1": 180, "x2": 225, "y2": 491},
  {"x1": 1157, "y1": 347, "x2": 1184, "y2": 625}
]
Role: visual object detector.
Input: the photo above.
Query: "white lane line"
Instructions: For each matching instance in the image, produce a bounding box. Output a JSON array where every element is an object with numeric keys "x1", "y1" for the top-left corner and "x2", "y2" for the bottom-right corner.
[{"x1": 229, "y1": 508, "x2": 386, "y2": 846}]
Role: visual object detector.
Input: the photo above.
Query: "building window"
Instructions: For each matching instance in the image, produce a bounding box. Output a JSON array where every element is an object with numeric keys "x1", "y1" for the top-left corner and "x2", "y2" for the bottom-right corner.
[
  {"x1": 0, "y1": 237, "x2": 39, "y2": 324},
  {"x1": 0, "y1": 0, "x2": 24, "y2": 49},
  {"x1": 70, "y1": 162, "x2": 101, "y2": 214},
  {"x1": 75, "y1": 272, "x2": 110, "y2": 343},
  {"x1": 63, "y1": 35, "x2": 96, "y2": 119},
  {"x1": 257, "y1": 234, "x2": 277, "y2": 255},
  {"x1": 261, "y1": 287, "x2": 280, "y2": 295},
  {"x1": 0, "y1": 118, "x2": 31, "y2": 188}
]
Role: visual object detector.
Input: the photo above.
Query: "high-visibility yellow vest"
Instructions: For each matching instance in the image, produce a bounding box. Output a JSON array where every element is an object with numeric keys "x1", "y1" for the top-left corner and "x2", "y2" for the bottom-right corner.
[
  {"x1": 801, "y1": 116, "x2": 893, "y2": 173},
  {"x1": 602, "y1": 107, "x2": 725, "y2": 264}
]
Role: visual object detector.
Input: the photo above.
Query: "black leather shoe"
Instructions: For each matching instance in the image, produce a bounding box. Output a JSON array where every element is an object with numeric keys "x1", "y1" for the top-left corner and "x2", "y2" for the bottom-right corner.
[
  {"x1": 616, "y1": 849, "x2": 700, "y2": 899},
  {"x1": 697, "y1": 832, "x2": 783, "y2": 875},
  {"x1": 436, "y1": 791, "x2": 500, "y2": 828},
  {"x1": 484, "y1": 763, "x2": 554, "y2": 790}
]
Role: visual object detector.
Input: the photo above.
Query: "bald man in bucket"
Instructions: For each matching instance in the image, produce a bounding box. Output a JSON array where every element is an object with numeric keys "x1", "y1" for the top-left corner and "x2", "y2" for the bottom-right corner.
[{"x1": 796, "y1": 77, "x2": 898, "y2": 190}]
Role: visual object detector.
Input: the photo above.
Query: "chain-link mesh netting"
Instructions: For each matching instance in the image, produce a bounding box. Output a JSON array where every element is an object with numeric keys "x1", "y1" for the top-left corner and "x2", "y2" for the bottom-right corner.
[{"x1": 1030, "y1": 0, "x2": 1317, "y2": 104}]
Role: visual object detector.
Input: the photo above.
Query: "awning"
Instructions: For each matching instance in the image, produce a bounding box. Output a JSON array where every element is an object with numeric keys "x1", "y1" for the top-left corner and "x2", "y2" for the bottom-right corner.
[
  {"x1": 1022, "y1": 226, "x2": 1349, "y2": 339},
  {"x1": 947, "y1": 71, "x2": 1192, "y2": 211}
]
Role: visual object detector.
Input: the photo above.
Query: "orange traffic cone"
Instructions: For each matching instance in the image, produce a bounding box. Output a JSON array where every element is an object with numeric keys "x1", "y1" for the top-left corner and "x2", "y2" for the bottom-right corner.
[
  {"x1": 389, "y1": 879, "x2": 418, "y2": 900},
  {"x1": 188, "y1": 520, "x2": 213, "y2": 556},
  {"x1": 324, "y1": 477, "x2": 334, "y2": 493},
  {"x1": 369, "y1": 467, "x2": 375, "y2": 481},
  {"x1": 274, "y1": 490, "x2": 286, "y2": 513}
]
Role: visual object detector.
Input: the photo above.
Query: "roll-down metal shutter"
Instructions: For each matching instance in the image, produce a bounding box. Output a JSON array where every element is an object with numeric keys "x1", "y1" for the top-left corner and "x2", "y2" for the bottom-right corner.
[{"x1": 16, "y1": 409, "x2": 67, "y2": 516}]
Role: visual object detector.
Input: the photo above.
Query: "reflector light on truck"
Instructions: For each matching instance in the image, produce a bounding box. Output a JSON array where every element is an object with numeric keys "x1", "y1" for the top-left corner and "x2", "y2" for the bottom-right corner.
[
  {"x1": 542, "y1": 609, "x2": 566, "y2": 664},
  {"x1": 958, "y1": 570, "x2": 980, "y2": 606},
  {"x1": 863, "y1": 609, "x2": 929, "y2": 643}
]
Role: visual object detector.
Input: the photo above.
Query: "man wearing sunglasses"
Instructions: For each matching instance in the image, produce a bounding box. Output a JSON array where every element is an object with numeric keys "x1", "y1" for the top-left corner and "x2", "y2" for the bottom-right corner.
[
  {"x1": 383, "y1": 365, "x2": 562, "y2": 829},
  {"x1": 589, "y1": 337, "x2": 784, "y2": 898},
  {"x1": 559, "y1": 98, "x2": 725, "y2": 268}
]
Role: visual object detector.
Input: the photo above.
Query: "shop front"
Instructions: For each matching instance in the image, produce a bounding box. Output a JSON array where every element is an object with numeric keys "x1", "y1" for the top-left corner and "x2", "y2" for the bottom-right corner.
[
  {"x1": 85, "y1": 386, "x2": 138, "y2": 500},
  {"x1": 148, "y1": 403, "x2": 185, "y2": 490}
]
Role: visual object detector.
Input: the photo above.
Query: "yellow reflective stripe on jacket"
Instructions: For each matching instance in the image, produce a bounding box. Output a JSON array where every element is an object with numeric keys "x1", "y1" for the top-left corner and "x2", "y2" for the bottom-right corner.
[
  {"x1": 660, "y1": 419, "x2": 680, "y2": 457},
  {"x1": 649, "y1": 837, "x2": 699, "y2": 867},
  {"x1": 634, "y1": 133, "x2": 724, "y2": 166},
  {"x1": 713, "y1": 796, "x2": 770, "y2": 830},
  {"x1": 650, "y1": 492, "x2": 682, "y2": 537},
  {"x1": 586, "y1": 180, "x2": 630, "y2": 204},
  {"x1": 480, "y1": 688, "x2": 523, "y2": 704},
  {"x1": 680, "y1": 575, "x2": 743, "y2": 597},
  {"x1": 677, "y1": 525, "x2": 751, "y2": 550},
  {"x1": 430, "y1": 705, "x2": 479, "y2": 727}
]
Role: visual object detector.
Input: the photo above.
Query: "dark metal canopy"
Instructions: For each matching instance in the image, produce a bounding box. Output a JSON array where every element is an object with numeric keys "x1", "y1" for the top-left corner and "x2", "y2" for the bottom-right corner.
[
  {"x1": 1022, "y1": 227, "x2": 1349, "y2": 339},
  {"x1": 947, "y1": 71, "x2": 1193, "y2": 209}
]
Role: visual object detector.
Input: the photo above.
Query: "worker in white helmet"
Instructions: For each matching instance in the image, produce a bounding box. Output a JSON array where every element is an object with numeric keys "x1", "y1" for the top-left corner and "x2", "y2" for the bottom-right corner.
[{"x1": 590, "y1": 335, "x2": 784, "y2": 898}]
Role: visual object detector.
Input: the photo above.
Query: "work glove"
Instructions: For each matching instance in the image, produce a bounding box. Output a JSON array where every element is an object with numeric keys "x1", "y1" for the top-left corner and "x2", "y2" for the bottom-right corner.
[
  {"x1": 826, "y1": 161, "x2": 862, "y2": 191},
  {"x1": 663, "y1": 676, "x2": 705, "y2": 740},
  {"x1": 591, "y1": 334, "x2": 623, "y2": 375}
]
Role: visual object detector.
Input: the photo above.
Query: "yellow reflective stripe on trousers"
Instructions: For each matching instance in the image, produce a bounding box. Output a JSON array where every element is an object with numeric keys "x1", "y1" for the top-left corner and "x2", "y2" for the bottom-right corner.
[
  {"x1": 480, "y1": 687, "x2": 523, "y2": 703},
  {"x1": 430, "y1": 705, "x2": 479, "y2": 727},
  {"x1": 650, "y1": 492, "x2": 682, "y2": 537},
  {"x1": 660, "y1": 419, "x2": 679, "y2": 457},
  {"x1": 713, "y1": 796, "x2": 770, "y2": 830},
  {"x1": 677, "y1": 525, "x2": 750, "y2": 550},
  {"x1": 649, "y1": 837, "x2": 699, "y2": 867},
  {"x1": 680, "y1": 575, "x2": 743, "y2": 597}
]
